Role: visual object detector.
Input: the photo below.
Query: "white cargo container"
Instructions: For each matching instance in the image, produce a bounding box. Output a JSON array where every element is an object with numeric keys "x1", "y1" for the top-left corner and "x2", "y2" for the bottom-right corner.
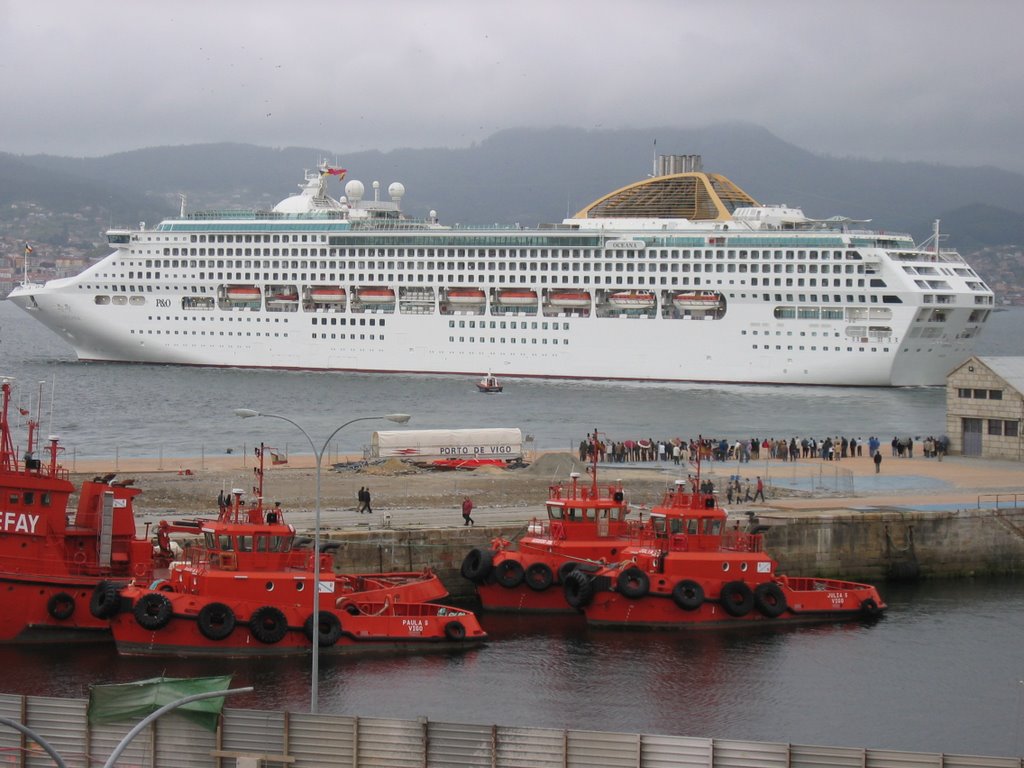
[{"x1": 371, "y1": 428, "x2": 523, "y2": 460}]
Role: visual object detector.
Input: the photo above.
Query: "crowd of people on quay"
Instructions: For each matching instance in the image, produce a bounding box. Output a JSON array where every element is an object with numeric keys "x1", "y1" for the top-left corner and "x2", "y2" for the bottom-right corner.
[{"x1": 578, "y1": 433, "x2": 949, "y2": 466}]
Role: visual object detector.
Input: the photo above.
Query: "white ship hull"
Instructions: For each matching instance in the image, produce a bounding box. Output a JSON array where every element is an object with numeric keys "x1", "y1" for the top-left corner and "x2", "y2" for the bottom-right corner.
[{"x1": 8, "y1": 158, "x2": 994, "y2": 387}]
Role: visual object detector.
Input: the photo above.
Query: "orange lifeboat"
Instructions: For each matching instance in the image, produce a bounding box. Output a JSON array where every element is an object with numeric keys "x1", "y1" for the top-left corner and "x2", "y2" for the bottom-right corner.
[
  {"x1": 309, "y1": 286, "x2": 346, "y2": 304},
  {"x1": 447, "y1": 288, "x2": 487, "y2": 305},
  {"x1": 496, "y1": 289, "x2": 538, "y2": 306},
  {"x1": 358, "y1": 287, "x2": 396, "y2": 304},
  {"x1": 673, "y1": 291, "x2": 720, "y2": 310},
  {"x1": 608, "y1": 290, "x2": 655, "y2": 309},
  {"x1": 226, "y1": 285, "x2": 261, "y2": 301},
  {"x1": 548, "y1": 291, "x2": 591, "y2": 308}
]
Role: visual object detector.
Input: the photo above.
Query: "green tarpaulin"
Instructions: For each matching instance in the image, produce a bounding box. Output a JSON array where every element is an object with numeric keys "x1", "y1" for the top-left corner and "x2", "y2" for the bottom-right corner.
[{"x1": 88, "y1": 676, "x2": 233, "y2": 732}]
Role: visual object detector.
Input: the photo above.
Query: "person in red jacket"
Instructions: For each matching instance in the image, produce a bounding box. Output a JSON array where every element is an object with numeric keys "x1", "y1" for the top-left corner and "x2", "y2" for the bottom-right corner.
[{"x1": 462, "y1": 496, "x2": 475, "y2": 526}]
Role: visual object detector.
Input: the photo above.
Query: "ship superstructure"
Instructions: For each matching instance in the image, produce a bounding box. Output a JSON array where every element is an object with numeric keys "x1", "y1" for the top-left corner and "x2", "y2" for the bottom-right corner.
[{"x1": 8, "y1": 155, "x2": 994, "y2": 386}]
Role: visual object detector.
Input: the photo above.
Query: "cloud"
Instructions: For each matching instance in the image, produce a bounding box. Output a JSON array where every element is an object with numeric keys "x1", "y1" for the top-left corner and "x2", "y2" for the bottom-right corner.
[{"x1": 1, "y1": 0, "x2": 1022, "y2": 171}]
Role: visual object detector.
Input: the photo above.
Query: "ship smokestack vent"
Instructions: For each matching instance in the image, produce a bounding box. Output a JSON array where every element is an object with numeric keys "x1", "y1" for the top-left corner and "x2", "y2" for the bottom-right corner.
[{"x1": 657, "y1": 154, "x2": 702, "y2": 176}]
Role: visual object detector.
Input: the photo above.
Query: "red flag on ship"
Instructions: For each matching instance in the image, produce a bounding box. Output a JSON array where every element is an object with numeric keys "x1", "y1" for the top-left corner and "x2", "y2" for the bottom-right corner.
[{"x1": 321, "y1": 167, "x2": 347, "y2": 178}]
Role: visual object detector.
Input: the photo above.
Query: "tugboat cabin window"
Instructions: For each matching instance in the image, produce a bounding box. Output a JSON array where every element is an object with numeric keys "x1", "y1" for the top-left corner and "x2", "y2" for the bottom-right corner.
[
  {"x1": 218, "y1": 534, "x2": 234, "y2": 551},
  {"x1": 547, "y1": 505, "x2": 564, "y2": 520},
  {"x1": 237, "y1": 535, "x2": 253, "y2": 552}
]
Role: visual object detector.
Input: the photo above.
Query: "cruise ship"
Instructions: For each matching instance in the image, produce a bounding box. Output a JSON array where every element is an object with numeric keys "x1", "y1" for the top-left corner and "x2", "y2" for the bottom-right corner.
[{"x1": 8, "y1": 155, "x2": 994, "y2": 386}]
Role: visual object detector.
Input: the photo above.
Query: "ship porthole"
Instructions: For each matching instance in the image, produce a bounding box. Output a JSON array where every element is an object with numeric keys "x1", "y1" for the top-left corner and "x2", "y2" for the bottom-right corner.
[
  {"x1": 296, "y1": 582, "x2": 305, "y2": 591},
  {"x1": 740, "y1": 562, "x2": 749, "y2": 572},
  {"x1": 721, "y1": 562, "x2": 730, "y2": 572},
  {"x1": 265, "y1": 582, "x2": 275, "y2": 592}
]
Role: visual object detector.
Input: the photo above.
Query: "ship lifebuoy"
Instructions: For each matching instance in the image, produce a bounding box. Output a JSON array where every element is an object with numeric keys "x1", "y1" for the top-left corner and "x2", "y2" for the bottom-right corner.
[
  {"x1": 303, "y1": 611, "x2": 342, "y2": 647},
  {"x1": 134, "y1": 562, "x2": 149, "y2": 578},
  {"x1": 459, "y1": 548, "x2": 494, "y2": 583},
  {"x1": 197, "y1": 602, "x2": 236, "y2": 640},
  {"x1": 754, "y1": 582, "x2": 788, "y2": 618},
  {"x1": 617, "y1": 567, "x2": 650, "y2": 599},
  {"x1": 719, "y1": 581, "x2": 754, "y2": 617},
  {"x1": 134, "y1": 593, "x2": 173, "y2": 631},
  {"x1": 47, "y1": 592, "x2": 75, "y2": 621},
  {"x1": 563, "y1": 570, "x2": 595, "y2": 609},
  {"x1": 249, "y1": 606, "x2": 289, "y2": 644},
  {"x1": 495, "y1": 559, "x2": 525, "y2": 589},
  {"x1": 444, "y1": 620, "x2": 467, "y2": 641},
  {"x1": 671, "y1": 580, "x2": 704, "y2": 611},
  {"x1": 89, "y1": 581, "x2": 122, "y2": 619},
  {"x1": 72, "y1": 551, "x2": 87, "y2": 566},
  {"x1": 525, "y1": 562, "x2": 554, "y2": 591},
  {"x1": 556, "y1": 561, "x2": 578, "y2": 584}
]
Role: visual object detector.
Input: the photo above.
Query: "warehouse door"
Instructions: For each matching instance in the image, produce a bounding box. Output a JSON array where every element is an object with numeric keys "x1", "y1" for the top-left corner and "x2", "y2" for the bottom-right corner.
[{"x1": 962, "y1": 418, "x2": 983, "y2": 456}]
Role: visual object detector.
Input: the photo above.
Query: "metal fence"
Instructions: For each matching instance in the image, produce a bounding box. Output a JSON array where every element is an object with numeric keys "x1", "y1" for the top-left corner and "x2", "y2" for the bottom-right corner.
[{"x1": 0, "y1": 692, "x2": 1018, "y2": 768}]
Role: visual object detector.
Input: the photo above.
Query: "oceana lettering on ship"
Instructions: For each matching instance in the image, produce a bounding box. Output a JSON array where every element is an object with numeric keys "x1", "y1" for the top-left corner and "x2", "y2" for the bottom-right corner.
[{"x1": 8, "y1": 154, "x2": 995, "y2": 386}]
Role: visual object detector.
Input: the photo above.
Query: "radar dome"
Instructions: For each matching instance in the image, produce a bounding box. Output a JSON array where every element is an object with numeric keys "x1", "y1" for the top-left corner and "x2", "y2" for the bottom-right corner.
[
  {"x1": 345, "y1": 180, "x2": 365, "y2": 202},
  {"x1": 388, "y1": 182, "x2": 406, "y2": 201}
]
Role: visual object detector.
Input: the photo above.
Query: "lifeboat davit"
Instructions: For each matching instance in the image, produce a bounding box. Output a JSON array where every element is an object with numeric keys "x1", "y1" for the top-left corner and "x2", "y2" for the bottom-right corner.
[
  {"x1": 673, "y1": 291, "x2": 720, "y2": 310},
  {"x1": 309, "y1": 287, "x2": 346, "y2": 304},
  {"x1": 496, "y1": 289, "x2": 538, "y2": 306},
  {"x1": 358, "y1": 287, "x2": 396, "y2": 304},
  {"x1": 608, "y1": 291, "x2": 655, "y2": 309},
  {"x1": 226, "y1": 285, "x2": 261, "y2": 301},
  {"x1": 548, "y1": 291, "x2": 591, "y2": 308},
  {"x1": 447, "y1": 288, "x2": 486, "y2": 305}
]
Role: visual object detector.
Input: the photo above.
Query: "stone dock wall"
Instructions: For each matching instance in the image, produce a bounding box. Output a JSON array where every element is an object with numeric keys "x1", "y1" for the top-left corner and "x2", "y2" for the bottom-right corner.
[{"x1": 323, "y1": 506, "x2": 1024, "y2": 597}]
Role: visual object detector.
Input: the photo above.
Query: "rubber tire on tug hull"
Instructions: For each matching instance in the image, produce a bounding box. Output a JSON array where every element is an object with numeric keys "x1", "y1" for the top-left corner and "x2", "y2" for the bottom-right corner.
[
  {"x1": 89, "y1": 581, "x2": 121, "y2": 619},
  {"x1": 459, "y1": 548, "x2": 494, "y2": 583},
  {"x1": 249, "y1": 606, "x2": 289, "y2": 644},
  {"x1": 47, "y1": 592, "x2": 75, "y2": 621},
  {"x1": 444, "y1": 620, "x2": 467, "y2": 641},
  {"x1": 671, "y1": 580, "x2": 704, "y2": 611},
  {"x1": 303, "y1": 611, "x2": 343, "y2": 646},
  {"x1": 563, "y1": 570, "x2": 595, "y2": 609},
  {"x1": 525, "y1": 562, "x2": 554, "y2": 591},
  {"x1": 495, "y1": 559, "x2": 526, "y2": 589},
  {"x1": 197, "y1": 602, "x2": 236, "y2": 641},
  {"x1": 719, "y1": 581, "x2": 755, "y2": 618},
  {"x1": 617, "y1": 567, "x2": 650, "y2": 599},
  {"x1": 134, "y1": 593, "x2": 173, "y2": 631},
  {"x1": 753, "y1": 582, "x2": 787, "y2": 618},
  {"x1": 860, "y1": 598, "x2": 881, "y2": 618},
  {"x1": 556, "y1": 562, "x2": 579, "y2": 584}
]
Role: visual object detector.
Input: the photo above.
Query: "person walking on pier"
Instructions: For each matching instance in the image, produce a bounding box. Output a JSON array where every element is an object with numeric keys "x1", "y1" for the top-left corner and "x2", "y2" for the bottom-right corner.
[
  {"x1": 874, "y1": 451, "x2": 882, "y2": 474},
  {"x1": 753, "y1": 476, "x2": 765, "y2": 503},
  {"x1": 462, "y1": 496, "x2": 475, "y2": 526}
]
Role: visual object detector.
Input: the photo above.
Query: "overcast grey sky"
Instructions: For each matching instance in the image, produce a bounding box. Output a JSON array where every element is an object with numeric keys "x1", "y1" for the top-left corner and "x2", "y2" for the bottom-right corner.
[{"x1": 3, "y1": 0, "x2": 1022, "y2": 171}]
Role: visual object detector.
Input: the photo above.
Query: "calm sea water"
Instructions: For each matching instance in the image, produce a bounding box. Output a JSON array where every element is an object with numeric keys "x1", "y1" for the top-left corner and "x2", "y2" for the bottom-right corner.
[
  {"x1": 0, "y1": 300, "x2": 1021, "y2": 462},
  {"x1": 2, "y1": 301, "x2": 1024, "y2": 757}
]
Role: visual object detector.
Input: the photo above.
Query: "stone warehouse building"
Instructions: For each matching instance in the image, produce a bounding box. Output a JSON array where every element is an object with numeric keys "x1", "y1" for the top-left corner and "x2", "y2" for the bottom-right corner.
[{"x1": 946, "y1": 356, "x2": 1024, "y2": 460}]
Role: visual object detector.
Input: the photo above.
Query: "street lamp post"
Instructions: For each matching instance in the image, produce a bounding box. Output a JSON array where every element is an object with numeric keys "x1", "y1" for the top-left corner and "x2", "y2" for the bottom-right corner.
[{"x1": 234, "y1": 409, "x2": 411, "y2": 713}]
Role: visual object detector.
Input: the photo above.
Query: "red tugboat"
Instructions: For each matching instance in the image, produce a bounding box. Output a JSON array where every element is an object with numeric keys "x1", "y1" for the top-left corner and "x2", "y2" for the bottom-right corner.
[
  {"x1": 461, "y1": 430, "x2": 635, "y2": 612},
  {"x1": 0, "y1": 378, "x2": 165, "y2": 642},
  {"x1": 563, "y1": 480, "x2": 886, "y2": 627},
  {"x1": 105, "y1": 446, "x2": 486, "y2": 656}
]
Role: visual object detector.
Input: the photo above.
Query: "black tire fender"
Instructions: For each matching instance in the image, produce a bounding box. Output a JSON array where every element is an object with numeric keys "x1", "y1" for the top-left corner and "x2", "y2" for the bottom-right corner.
[
  {"x1": 861, "y1": 598, "x2": 881, "y2": 618},
  {"x1": 719, "y1": 580, "x2": 755, "y2": 617},
  {"x1": 249, "y1": 606, "x2": 289, "y2": 644},
  {"x1": 617, "y1": 567, "x2": 650, "y2": 599},
  {"x1": 563, "y1": 570, "x2": 595, "y2": 609},
  {"x1": 134, "y1": 592, "x2": 173, "y2": 631},
  {"x1": 47, "y1": 592, "x2": 76, "y2": 621},
  {"x1": 459, "y1": 548, "x2": 494, "y2": 583},
  {"x1": 495, "y1": 559, "x2": 525, "y2": 588},
  {"x1": 671, "y1": 580, "x2": 704, "y2": 611},
  {"x1": 89, "y1": 580, "x2": 121, "y2": 619},
  {"x1": 197, "y1": 602, "x2": 236, "y2": 640},
  {"x1": 303, "y1": 611, "x2": 343, "y2": 646},
  {"x1": 556, "y1": 561, "x2": 579, "y2": 584},
  {"x1": 444, "y1": 620, "x2": 467, "y2": 641},
  {"x1": 754, "y1": 582, "x2": 788, "y2": 618},
  {"x1": 525, "y1": 562, "x2": 554, "y2": 591}
]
